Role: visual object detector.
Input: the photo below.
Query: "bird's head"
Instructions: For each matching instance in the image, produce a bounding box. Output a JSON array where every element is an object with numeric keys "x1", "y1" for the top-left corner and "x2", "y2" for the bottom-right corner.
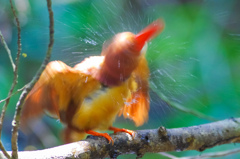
[{"x1": 96, "y1": 19, "x2": 165, "y2": 86}]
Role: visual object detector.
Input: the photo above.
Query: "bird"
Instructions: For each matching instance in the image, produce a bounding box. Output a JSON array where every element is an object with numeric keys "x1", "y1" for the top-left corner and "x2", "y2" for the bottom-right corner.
[{"x1": 21, "y1": 19, "x2": 165, "y2": 144}]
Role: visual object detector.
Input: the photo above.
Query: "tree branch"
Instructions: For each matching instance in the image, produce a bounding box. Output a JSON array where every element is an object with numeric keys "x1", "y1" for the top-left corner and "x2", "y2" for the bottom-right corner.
[
  {"x1": 10, "y1": 0, "x2": 54, "y2": 158},
  {"x1": 0, "y1": 118, "x2": 239, "y2": 159},
  {"x1": 0, "y1": 31, "x2": 15, "y2": 70},
  {"x1": 0, "y1": 0, "x2": 23, "y2": 157},
  {"x1": 0, "y1": 30, "x2": 14, "y2": 159},
  {"x1": 0, "y1": 86, "x2": 26, "y2": 105}
]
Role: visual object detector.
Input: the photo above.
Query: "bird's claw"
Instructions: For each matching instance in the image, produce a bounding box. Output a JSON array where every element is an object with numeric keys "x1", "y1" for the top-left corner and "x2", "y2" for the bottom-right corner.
[
  {"x1": 109, "y1": 126, "x2": 136, "y2": 138},
  {"x1": 85, "y1": 130, "x2": 114, "y2": 145},
  {"x1": 102, "y1": 133, "x2": 114, "y2": 145}
]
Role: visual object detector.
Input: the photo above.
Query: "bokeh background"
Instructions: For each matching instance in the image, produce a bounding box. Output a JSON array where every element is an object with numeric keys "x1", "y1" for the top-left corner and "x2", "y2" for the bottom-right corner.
[{"x1": 1, "y1": 0, "x2": 240, "y2": 158}]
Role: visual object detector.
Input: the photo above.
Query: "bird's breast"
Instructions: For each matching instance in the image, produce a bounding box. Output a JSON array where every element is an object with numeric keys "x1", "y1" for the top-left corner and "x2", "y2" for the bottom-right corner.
[
  {"x1": 83, "y1": 85, "x2": 109, "y2": 104},
  {"x1": 71, "y1": 79, "x2": 133, "y2": 131}
]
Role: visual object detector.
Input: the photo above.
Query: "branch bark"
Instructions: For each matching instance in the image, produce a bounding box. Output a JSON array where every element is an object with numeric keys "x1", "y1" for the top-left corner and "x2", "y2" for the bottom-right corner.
[
  {"x1": 0, "y1": 0, "x2": 23, "y2": 156},
  {"x1": 10, "y1": 0, "x2": 54, "y2": 158},
  {"x1": 0, "y1": 118, "x2": 239, "y2": 159}
]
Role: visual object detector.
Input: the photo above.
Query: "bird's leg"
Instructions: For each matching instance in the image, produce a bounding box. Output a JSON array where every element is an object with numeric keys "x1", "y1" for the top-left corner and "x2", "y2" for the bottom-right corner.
[
  {"x1": 109, "y1": 126, "x2": 135, "y2": 138},
  {"x1": 85, "y1": 130, "x2": 114, "y2": 144}
]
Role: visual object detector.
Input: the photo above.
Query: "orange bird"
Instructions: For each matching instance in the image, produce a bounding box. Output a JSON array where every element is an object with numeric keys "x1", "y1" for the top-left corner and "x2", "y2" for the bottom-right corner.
[{"x1": 21, "y1": 19, "x2": 165, "y2": 143}]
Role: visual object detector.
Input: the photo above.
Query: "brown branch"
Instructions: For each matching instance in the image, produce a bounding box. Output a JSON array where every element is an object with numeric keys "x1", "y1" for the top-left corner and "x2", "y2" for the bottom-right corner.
[
  {"x1": 0, "y1": 31, "x2": 15, "y2": 70},
  {"x1": 0, "y1": 85, "x2": 25, "y2": 159},
  {"x1": 0, "y1": 31, "x2": 13, "y2": 159},
  {"x1": 0, "y1": 86, "x2": 26, "y2": 104},
  {"x1": 0, "y1": 118, "x2": 239, "y2": 159},
  {"x1": 10, "y1": 0, "x2": 54, "y2": 158},
  {"x1": 0, "y1": 0, "x2": 23, "y2": 157},
  {"x1": 9, "y1": 0, "x2": 22, "y2": 73}
]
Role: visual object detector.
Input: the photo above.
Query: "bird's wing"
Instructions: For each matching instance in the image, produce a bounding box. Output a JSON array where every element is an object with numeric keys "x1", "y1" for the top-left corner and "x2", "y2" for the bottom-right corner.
[
  {"x1": 21, "y1": 58, "x2": 103, "y2": 125},
  {"x1": 119, "y1": 56, "x2": 150, "y2": 126},
  {"x1": 21, "y1": 61, "x2": 75, "y2": 124}
]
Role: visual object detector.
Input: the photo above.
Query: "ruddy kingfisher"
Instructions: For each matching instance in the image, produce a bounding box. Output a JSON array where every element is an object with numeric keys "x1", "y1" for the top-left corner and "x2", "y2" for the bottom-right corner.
[{"x1": 21, "y1": 19, "x2": 165, "y2": 143}]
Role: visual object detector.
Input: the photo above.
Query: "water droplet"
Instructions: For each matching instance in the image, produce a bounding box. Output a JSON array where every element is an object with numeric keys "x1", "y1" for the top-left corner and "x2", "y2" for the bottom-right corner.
[{"x1": 118, "y1": 60, "x2": 120, "y2": 68}]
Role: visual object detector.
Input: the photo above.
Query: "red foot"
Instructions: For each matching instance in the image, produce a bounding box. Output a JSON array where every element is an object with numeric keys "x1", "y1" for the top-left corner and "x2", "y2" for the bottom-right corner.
[
  {"x1": 109, "y1": 126, "x2": 135, "y2": 138},
  {"x1": 85, "y1": 130, "x2": 114, "y2": 144}
]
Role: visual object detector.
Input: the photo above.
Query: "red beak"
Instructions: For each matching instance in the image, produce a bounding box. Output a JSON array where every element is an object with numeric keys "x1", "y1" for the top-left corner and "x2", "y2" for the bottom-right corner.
[{"x1": 135, "y1": 19, "x2": 165, "y2": 52}]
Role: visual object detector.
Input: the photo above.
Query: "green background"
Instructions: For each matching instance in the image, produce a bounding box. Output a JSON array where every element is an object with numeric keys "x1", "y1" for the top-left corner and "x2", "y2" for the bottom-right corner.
[{"x1": 0, "y1": 0, "x2": 240, "y2": 158}]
